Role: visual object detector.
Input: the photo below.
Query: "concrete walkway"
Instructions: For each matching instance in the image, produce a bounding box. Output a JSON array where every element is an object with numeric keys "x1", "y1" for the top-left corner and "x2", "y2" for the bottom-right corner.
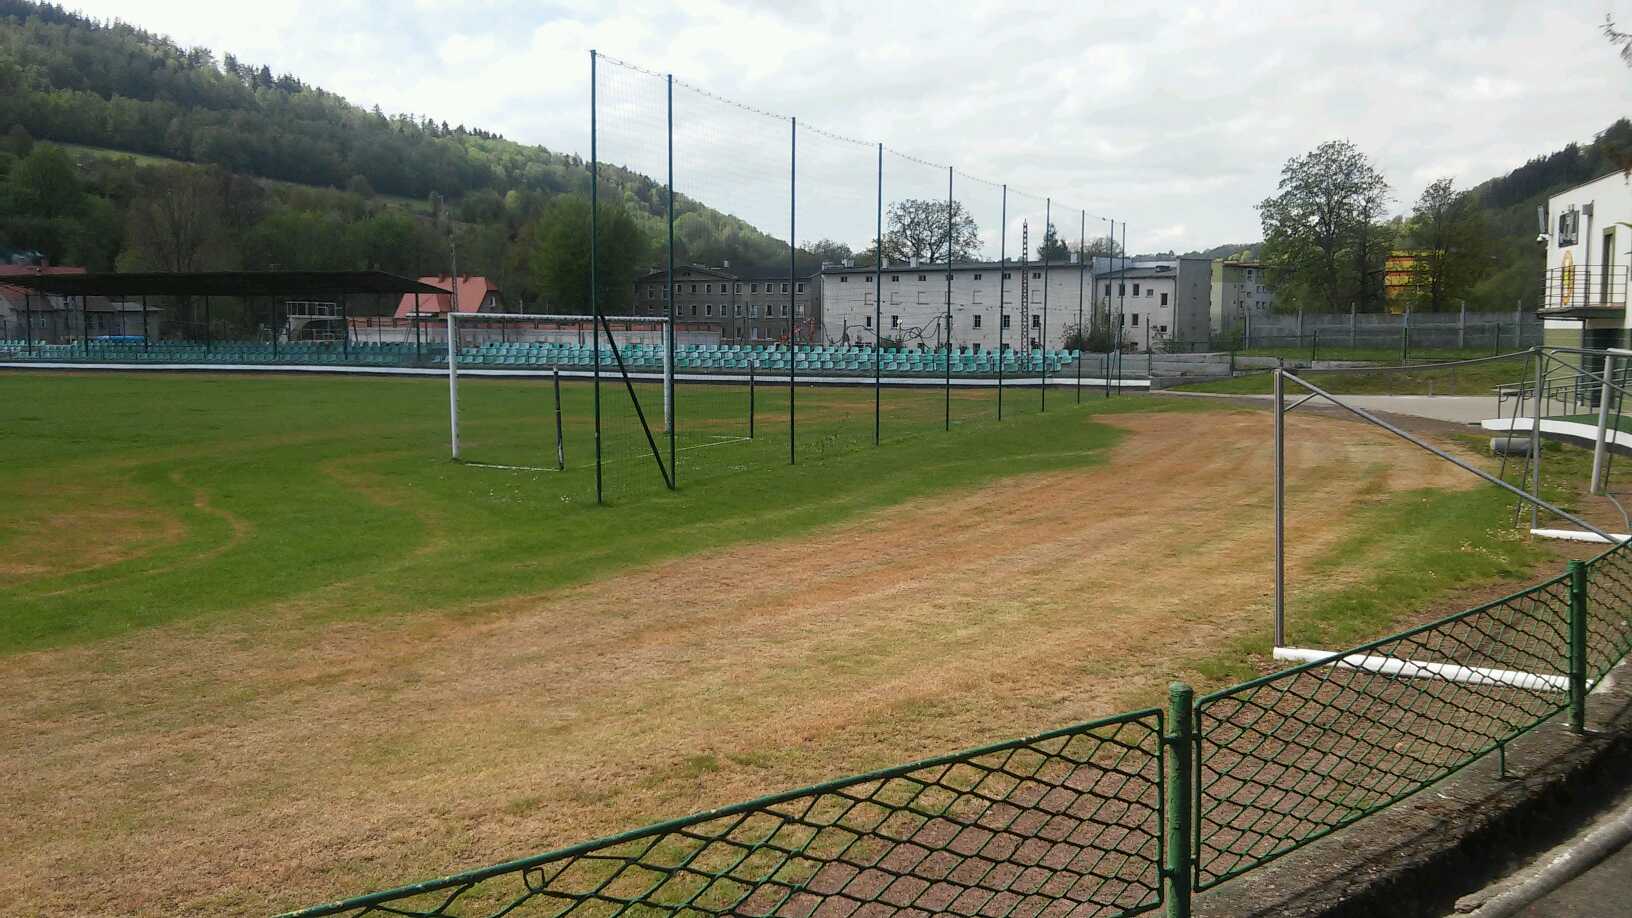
[
  {"x1": 1513, "y1": 841, "x2": 1632, "y2": 917},
  {"x1": 1166, "y1": 391, "x2": 1503, "y2": 425}
]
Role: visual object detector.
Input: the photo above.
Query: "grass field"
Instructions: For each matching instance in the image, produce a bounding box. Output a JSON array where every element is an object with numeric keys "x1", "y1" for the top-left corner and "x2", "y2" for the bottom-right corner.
[{"x1": 0, "y1": 370, "x2": 1569, "y2": 915}]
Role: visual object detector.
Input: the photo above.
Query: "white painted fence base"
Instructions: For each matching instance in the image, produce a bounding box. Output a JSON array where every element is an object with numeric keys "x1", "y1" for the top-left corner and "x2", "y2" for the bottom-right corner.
[
  {"x1": 1272, "y1": 646, "x2": 1576, "y2": 692},
  {"x1": 1530, "y1": 528, "x2": 1632, "y2": 544}
]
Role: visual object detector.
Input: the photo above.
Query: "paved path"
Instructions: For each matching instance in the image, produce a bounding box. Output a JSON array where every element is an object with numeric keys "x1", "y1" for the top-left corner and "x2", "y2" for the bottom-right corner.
[
  {"x1": 1165, "y1": 391, "x2": 1503, "y2": 425},
  {"x1": 1512, "y1": 840, "x2": 1632, "y2": 917}
]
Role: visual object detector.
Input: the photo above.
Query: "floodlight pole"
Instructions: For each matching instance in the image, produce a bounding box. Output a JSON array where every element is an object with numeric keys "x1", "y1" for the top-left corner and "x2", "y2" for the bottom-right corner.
[
  {"x1": 1273, "y1": 367, "x2": 1285, "y2": 647},
  {"x1": 874, "y1": 142, "x2": 883, "y2": 445},
  {"x1": 665, "y1": 72, "x2": 676, "y2": 482},
  {"x1": 1041, "y1": 196, "x2": 1050, "y2": 413},
  {"x1": 945, "y1": 165, "x2": 953, "y2": 431},
  {"x1": 998, "y1": 184, "x2": 1007, "y2": 420},
  {"x1": 788, "y1": 115, "x2": 797, "y2": 466},
  {"x1": 1076, "y1": 208, "x2": 1086, "y2": 403},
  {"x1": 590, "y1": 49, "x2": 603, "y2": 502},
  {"x1": 447, "y1": 311, "x2": 460, "y2": 460}
]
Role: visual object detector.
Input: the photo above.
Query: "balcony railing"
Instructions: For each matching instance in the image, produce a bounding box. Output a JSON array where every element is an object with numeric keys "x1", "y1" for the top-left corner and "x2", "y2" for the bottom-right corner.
[{"x1": 1541, "y1": 264, "x2": 1629, "y2": 314}]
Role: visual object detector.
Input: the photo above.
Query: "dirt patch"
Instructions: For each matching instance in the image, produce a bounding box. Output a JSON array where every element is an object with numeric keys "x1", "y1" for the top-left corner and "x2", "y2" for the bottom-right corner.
[
  {"x1": 0, "y1": 498, "x2": 185, "y2": 584},
  {"x1": 0, "y1": 409, "x2": 1480, "y2": 916}
]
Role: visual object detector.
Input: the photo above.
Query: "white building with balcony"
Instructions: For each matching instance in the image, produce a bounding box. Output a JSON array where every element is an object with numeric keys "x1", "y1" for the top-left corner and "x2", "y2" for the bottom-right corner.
[{"x1": 1540, "y1": 170, "x2": 1632, "y2": 352}]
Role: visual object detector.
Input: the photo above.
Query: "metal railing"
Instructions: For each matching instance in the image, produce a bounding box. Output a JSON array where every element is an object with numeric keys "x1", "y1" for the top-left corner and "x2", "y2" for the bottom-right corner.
[{"x1": 1542, "y1": 264, "x2": 1630, "y2": 312}]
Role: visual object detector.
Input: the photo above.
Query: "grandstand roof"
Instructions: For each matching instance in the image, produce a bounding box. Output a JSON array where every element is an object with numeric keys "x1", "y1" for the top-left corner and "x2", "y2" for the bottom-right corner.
[{"x1": 0, "y1": 270, "x2": 449, "y2": 298}]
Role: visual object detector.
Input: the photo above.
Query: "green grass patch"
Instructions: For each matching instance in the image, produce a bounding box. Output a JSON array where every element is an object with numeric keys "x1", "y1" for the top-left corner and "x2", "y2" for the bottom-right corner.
[{"x1": 0, "y1": 371, "x2": 1195, "y2": 654}]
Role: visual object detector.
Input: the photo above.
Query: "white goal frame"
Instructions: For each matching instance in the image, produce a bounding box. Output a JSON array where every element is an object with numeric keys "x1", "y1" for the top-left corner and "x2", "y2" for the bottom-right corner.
[{"x1": 446, "y1": 311, "x2": 674, "y2": 466}]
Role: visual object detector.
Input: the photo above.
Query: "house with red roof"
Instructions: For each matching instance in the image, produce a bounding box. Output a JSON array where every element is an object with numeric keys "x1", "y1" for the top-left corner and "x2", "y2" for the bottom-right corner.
[{"x1": 393, "y1": 275, "x2": 500, "y2": 319}]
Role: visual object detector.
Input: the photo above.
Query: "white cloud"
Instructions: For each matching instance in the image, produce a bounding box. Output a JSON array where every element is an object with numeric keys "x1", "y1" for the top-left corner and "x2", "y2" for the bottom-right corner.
[{"x1": 64, "y1": 0, "x2": 1632, "y2": 251}]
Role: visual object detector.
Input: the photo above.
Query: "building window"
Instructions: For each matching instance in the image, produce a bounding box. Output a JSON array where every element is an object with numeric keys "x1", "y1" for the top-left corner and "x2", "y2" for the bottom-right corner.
[
  {"x1": 781, "y1": 283, "x2": 789, "y2": 293},
  {"x1": 751, "y1": 305, "x2": 760, "y2": 317},
  {"x1": 735, "y1": 283, "x2": 743, "y2": 293},
  {"x1": 1001, "y1": 314, "x2": 1011, "y2": 329},
  {"x1": 891, "y1": 314, "x2": 901, "y2": 329},
  {"x1": 1104, "y1": 283, "x2": 1111, "y2": 296},
  {"x1": 1003, "y1": 272, "x2": 1012, "y2": 280},
  {"x1": 691, "y1": 304, "x2": 699, "y2": 317},
  {"x1": 1133, "y1": 283, "x2": 1140, "y2": 296},
  {"x1": 1159, "y1": 324, "x2": 1168, "y2": 333},
  {"x1": 840, "y1": 275, "x2": 848, "y2": 283},
  {"x1": 973, "y1": 273, "x2": 983, "y2": 281},
  {"x1": 973, "y1": 314, "x2": 983, "y2": 329},
  {"x1": 865, "y1": 315, "x2": 872, "y2": 328},
  {"x1": 917, "y1": 291, "x2": 928, "y2": 304},
  {"x1": 1031, "y1": 314, "x2": 1040, "y2": 329},
  {"x1": 751, "y1": 283, "x2": 760, "y2": 293},
  {"x1": 1160, "y1": 292, "x2": 1169, "y2": 305},
  {"x1": 891, "y1": 275, "x2": 900, "y2": 283},
  {"x1": 796, "y1": 283, "x2": 805, "y2": 293},
  {"x1": 917, "y1": 274, "x2": 927, "y2": 281},
  {"x1": 1146, "y1": 288, "x2": 1153, "y2": 297},
  {"x1": 705, "y1": 304, "x2": 713, "y2": 316},
  {"x1": 1131, "y1": 313, "x2": 1139, "y2": 326},
  {"x1": 1559, "y1": 209, "x2": 1580, "y2": 247},
  {"x1": 705, "y1": 284, "x2": 713, "y2": 294},
  {"x1": 1031, "y1": 271, "x2": 1041, "y2": 280},
  {"x1": 1118, "y1": 283, "x2": 1126, "y2": 296},
  {"x1": 690, "y1": 284, "x2": 698, "y2": 293}
]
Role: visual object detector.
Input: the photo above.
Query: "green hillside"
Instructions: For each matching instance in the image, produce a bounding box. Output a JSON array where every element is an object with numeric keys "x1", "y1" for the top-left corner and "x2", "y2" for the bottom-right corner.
[{"x1": 0, "y1": 0, "x2": 792, "y2": 301}]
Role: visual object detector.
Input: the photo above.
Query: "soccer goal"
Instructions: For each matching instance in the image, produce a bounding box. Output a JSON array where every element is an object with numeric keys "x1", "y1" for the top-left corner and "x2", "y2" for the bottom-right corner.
[{"x1": 446, "y1": 311, "x2": 675, "y2": 499}]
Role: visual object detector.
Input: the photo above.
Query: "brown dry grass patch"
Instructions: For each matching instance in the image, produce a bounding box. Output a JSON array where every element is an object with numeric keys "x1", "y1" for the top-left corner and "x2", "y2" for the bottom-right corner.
[{"x1": 0, "y1": 409, "x2": 1474, "y2": 916}]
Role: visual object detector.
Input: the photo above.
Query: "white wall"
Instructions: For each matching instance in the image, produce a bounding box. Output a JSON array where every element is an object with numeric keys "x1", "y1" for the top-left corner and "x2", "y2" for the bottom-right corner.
[
  {"x1": 818, "y1": 264, "x2": 1093, "y2": 350},
  {"x1": 1546, "y1": 170, "x2": 1632, "y2": 337}
]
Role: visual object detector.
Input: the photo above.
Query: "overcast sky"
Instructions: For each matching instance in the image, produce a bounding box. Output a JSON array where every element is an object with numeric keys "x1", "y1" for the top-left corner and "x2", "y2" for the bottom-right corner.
[{"x1": 75, "y1": 1, "x2": 1632, "y2": 253}]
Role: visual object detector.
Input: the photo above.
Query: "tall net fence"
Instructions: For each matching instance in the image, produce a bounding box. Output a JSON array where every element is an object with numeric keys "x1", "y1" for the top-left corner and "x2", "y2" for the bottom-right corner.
[{"x1": 794, "y1": 126, "x2": 878, "y2": 462}]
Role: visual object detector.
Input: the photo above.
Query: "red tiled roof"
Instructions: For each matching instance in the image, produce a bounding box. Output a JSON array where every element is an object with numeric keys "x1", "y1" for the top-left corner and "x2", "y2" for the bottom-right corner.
[
  {"x1": 394, "y1": 275, "x2": 499, "y2": 318},
  {"x1": 0, "y1": 265, "x2": 86, "y2": 303}
]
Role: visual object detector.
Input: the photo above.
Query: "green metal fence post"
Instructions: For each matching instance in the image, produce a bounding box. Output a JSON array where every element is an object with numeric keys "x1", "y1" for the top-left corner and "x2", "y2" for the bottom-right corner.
[
  {"x1": 1164, "y1": 682, "x2": 1194, "y2": 918},
  {"x1": 1569, "y1": 559, "x2": 1589, "y2": 734}
]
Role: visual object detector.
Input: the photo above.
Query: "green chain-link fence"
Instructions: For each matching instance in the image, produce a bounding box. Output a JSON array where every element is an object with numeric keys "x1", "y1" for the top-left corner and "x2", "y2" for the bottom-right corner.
[
  {"x1": 284, "y1": 538, "x2": 1632, "y2": 918},
  {"x1": 283, "y1": 709, "x2": 1166, "y2": 918},
  {"x1": 1193, "y1": 574, "x2": 1576, "y2": 888}
]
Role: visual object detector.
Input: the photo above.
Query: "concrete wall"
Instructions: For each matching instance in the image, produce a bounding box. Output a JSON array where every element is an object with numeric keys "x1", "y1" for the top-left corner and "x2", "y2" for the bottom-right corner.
[{"x1": 1222, "y1": 307, "x2": 1542, "y2": 350}]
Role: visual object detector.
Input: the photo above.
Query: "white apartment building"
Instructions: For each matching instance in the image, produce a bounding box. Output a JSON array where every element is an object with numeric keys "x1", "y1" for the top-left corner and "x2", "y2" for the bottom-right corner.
[
  {"x1": 816, "y1": 258, "x2": 1097, "y2": 351},
  {"x1": 1095, "y1": 257, "x2": 1213, "y2": 348}
]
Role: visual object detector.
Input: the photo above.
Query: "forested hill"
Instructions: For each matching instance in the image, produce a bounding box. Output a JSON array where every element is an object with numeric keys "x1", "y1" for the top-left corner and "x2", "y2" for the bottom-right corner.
[
  {"x1": 0, "y1": 0, "x2": 793, "y2": 305},
  {"x1": 0, "y1": 0, "x2": 578, "y2": 199}
]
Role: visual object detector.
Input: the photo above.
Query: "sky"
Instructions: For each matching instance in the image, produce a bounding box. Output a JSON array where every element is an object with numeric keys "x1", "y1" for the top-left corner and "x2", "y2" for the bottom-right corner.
[{"x1": 75, "y1": 1, "x2": 1632, "y2": 254}]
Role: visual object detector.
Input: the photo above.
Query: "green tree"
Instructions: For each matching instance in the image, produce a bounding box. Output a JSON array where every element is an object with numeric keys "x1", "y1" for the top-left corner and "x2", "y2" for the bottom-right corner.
[
  {"x1": 1037, "y1": 222, "x2": 1070, "y2": 261},
  {"x1": 1258, "y1": 139, "x2": 1390, "y2": 311},
  {"x1": 7, "y1": 144, "x2": 81, "y2": 216},
  {"x1": 1403, "y1": 178, "x2": 1492, "y2": 312},
  {"x1": 882, "y1": 198, "x2": 980, "y2": 263},
  {"x1": 120, "y1": 166, "x2": 233, "y2": 272},
  {"x1": 526, "y1": 195, "x2": 647, "y2": 311}
]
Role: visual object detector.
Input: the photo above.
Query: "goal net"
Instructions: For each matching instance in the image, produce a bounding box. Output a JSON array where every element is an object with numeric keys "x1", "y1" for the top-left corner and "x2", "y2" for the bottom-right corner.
[{"x1": 446, "y1": 312, "x2": 673, "y2": 500}]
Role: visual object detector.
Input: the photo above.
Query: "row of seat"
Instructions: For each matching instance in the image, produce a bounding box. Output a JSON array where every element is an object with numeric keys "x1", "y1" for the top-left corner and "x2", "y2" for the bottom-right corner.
[{"x1": 0, "y1": 339, "x2": 1076, "y2": 375}]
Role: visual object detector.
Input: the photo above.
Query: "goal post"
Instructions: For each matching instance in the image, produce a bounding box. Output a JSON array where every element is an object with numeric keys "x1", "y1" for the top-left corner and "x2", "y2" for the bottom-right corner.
[{"x1": 445, "y1": 311, "x2": 674, "y2": 496}]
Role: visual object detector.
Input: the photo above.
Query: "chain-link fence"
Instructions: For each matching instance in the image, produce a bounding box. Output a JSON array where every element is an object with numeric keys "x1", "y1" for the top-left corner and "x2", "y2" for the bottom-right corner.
[
  {"x1": 281, "y1": 528, "x2": 1632, "y2": 918},
  {"x1": 1194, "y1": 574, "x2": 1576, "y2": 888},
  {"x1": 284, "y1": 709, "x2": 1167, "y2": 918}
]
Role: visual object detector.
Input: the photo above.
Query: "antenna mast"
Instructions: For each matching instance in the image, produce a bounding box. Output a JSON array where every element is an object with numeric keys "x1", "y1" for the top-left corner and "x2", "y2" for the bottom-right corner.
[{"x1": 1019, "y1": 220, "x2": 1031, "y2": 368}]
